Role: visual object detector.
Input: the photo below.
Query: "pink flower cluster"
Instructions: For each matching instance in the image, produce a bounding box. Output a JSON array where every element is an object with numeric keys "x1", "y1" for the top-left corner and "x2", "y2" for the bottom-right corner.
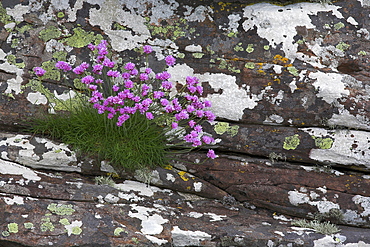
[{"x1": 34, "y1": 40, "x2": 217, "y2": 159}]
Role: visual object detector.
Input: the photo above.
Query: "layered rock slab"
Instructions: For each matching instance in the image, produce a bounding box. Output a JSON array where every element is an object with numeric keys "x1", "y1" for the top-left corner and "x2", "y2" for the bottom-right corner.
[{"x1": 1, "y1": 161, "x2": 370, "y2": 247}]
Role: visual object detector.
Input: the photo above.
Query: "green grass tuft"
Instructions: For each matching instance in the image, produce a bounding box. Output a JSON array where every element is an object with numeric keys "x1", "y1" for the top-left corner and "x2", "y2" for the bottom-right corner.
[
  {"x1": 291, "y1": 219, "x2": 340, "y2": 235},
  {"x1": 30, "y1": 102, "x2": 168, "y2": 171}
]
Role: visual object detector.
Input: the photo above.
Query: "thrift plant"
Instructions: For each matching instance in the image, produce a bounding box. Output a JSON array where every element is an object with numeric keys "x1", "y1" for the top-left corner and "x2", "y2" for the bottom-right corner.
[{"x1": 31, "y1": 40, "x2": 217, "y2": 171}]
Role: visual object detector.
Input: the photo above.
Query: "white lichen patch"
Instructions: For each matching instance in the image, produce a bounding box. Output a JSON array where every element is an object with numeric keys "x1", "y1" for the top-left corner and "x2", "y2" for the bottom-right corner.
[
  {"x1": 184, "y1": 5, "x2": 213, "y2": 23},
  {"x1": 168, "y1": 64, "x2": 262, "y2": 121},
  {"x1": 187, "y1": 212, "x2": 203, "y2": 219},
  {"x1": 6, "y1": 3, "x2": 29, "y2": 22},
  {"x1": 198, "y1": 73, "x2": 261, "y2": 121},
  {"x1": 0, "y1": 134, "x2": 80, "y2": 172},
  {"x1": 128, "y1": 205, "x2": 168, "y2": 235},
  {"x1": 166, "y1": 173, "x2": 176, "y2": 182},
  {"x1": 114, "y1": 180, "x2": 170, "y2": 197},
  {"x1": 26, "y1": 92, "x2": 48, "y2": 105},
  {"x1": 301, "y1": 128, "x2": 370, "y2": 168},
  {"x1": 242, "y1": 2, "x2": 343, "y2": 64},
  {"x1": 104, "y1": 193, "x2": 120, "y2": 204},
  {"x1": 193, "y1": 182, "x2": 202, "y2": 192},
  {"x1": 145, "y1": 235, "x2": 168, "y2": 246},
  {"x1": 309, "y1": 71, "x2": 349, "y2": 104},
  {"x1": 352, "y1": 195, "x2": 370, "y2": 217},
  {"x1": 118, "y1": 192, "x2": 144, "y2": 202},
  {"x1": 204, "y1": 212, "x2": 227, "y2": 222},
  {"x1": 88, "y1": 0, "x2": 150, "y2": 51},
  {"x1": 328, "y1": 109, "x2": 370, "y2": 131},
  {"x1": 288, "y1": 187, "x2": 340, "y2": 214},
  {"x1": 171, "y1": 226, "x2": 212, "y2": 246},
  {"x1": 0, "y1": 159, "x2": 41, "y2": 181},
  {"x1": 264, "y1": 114, "x2": 284, "y2": 125},
  {"x1": 0, "y1": 48, "x2": 24, "y2": 96},
  {"x1": 314, "y1": 236, "x2": 370, "y2": 247},
  {"x1": 64, "y1": 220, "x2": 83, "y2": 236},
  {"x1": 3, "y1": 195, "x2": 24, "y2": 205},
  {"x1": 185, "y1": 44, "x2": 202, "y2": 53}
]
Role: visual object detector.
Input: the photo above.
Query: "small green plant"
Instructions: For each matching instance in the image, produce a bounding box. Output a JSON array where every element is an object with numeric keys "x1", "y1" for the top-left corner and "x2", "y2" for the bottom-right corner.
[
  {"x1": 269, "y1": 152, "x2": 286, "y2": 164},
  {"x1": 30, "y1": 41, "x2": 217, "y2": 172},
  {"x1": 95, "y1": 176, "x2": 116, "y2": 186},
  {"x1": 314, "y1": 208, "x2": 343, "y2": 224},
  {"x1": 291, "y1": 219, "x2": 340, "y2": 235}
]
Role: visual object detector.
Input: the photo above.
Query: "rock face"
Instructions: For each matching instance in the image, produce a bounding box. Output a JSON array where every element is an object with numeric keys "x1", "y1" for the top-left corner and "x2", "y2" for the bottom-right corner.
[{"x1": 1, "y1": 0, "x2": 370, "y2": 246}]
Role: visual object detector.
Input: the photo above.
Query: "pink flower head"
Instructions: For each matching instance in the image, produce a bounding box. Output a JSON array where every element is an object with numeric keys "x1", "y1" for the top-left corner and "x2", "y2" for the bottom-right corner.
[
  {"x1": 98, "y1": 47, "x2": 108, "y2": 56},
  {"x1": 117, "y1": 114, "x2": 130, "y2": 126},
  {"x1": 188, "y1": 120, "x2": 196, "y2": 128},
  {"x1": 93, "y1": 64, "x2": 103, "y2": 74},
  {"x1": 190, "y1": 130, "x2": 198, "y2": 138},
  {"x1": 146, "y1": 112, "x2": 154, "y2": 120},
  {"x1": 195, "y1": 110, "x2": 204, "y2": 118},
  {"x1": 124, "y1": 80, "x2": 134, "y2": 88},
  {"x1": 81, "y1": 75, "x2": 95, "y2": 84},
  {"x1": 207, "y1": 149, "x2": 217, "y2": 159},
  {"x1": 160, "y1": 98, "x2": 169, "y2": 106},
  {"x1": 55, "y1": 61, "x2": 72, "y2": 72},
  {"x1": 142, "y1": 84, "x2": 150, "y2": 91},
  {"x1": 112, "y1": 85, "x2": 119, "y2": 92},
  {"x1": 192, "y1": 138, "x2": 202, "y2": 147},
  {"x1": 196, "y1": 85, "x2": 203, "y2": 95},
  {"x1": 186, "y1": 76, "x2": 199, "y2": 86},
  {"x1": 95, "y1": 79, "x2": 104, "y2": 84},
  {"x1": 140, "y1": 73, "x2": 149, "y2": 81},
  {"x1": 186, "y1": 105, "x2": 195, "y2": 113},
  {"x1": 142, "y1": 98, "x2": 153, "y2": 107},
  {"x1": 194, "y1": 124, "x2": 202, "y2": 132},
  {"x1": 184, "y1": 134, "x2": 193, "y2": 143},
  {"x1": 87, "y1": 43, "x2": 96, "y2": 51},
  {"x1": 33, "y1": 67, "x2": 46, "y2": 76},
  {"x1": 161, "y1": 81, "x2": 172, "y2": 90},
  {"x1": 171, "y1": 122, "x2": 178, "y2": 129},
  {"x1": 165, "y1": 55, "x2": 176, "y2": 66},
  {"x1": 73, "y1": 62, "x2": 89, "y2": 75},
  {"x1": 107, "y1": 70, "x2": 120, "y2": 77},
  {"x1": 124, "y1": 62, "x2": 135, "y2": 70},
  {"x1": 202, "y1": 135, "x2": 214, "y2": 144},
  {"x1": 145, "y1": 68, "x2": 153, "y2": 74},
  {"x1": 88, "y1": 84, "x2": 98, "y2": 91},
  {"x1": 187, "y1": 86, "x2": 197, "y2": 94},
  {"x1": 153, "y1": 91, "x2": 164, "y2": 99},
  {"x1": 102, "y1": 58, "x2": 115, "y2": 68},
  {"x1": 204, "y1": 111, "x2": 216, "y2": 121},
  {"x1": 122, "y1": 72, "x2": 131, "y2": 79},
  {"x1": 204, "y1": 100, "x2": 212, "y2": 107},
  {"x1": 130, "y1": 68, "x2": 138, "y2": 76},
  {"x1": 156, "y1": 71, "x2": 171, "y2": 80},
  {"x1": 143, "y1": 45, "x2": 153, "y2": 54},
  {"x1": 96, "y1": 55, "x2": 105, "y2": 63},
  {"x1": 175, "y1": 110, "x2": 189, "y2": 121},
  {"x1": 165, "y1": 104, "x2": 174, "y2": 113}
]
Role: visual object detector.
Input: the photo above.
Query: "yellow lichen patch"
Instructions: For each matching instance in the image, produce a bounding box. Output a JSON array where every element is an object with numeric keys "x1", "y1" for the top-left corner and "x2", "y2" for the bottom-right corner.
[
  {"x1": 163, "y1": 164, "x2": 173, "y2": 170},
  {"x1": 283, "y1": 134, "x2": 300, "y2": 150},
  {"x1": 273, "y1": 55, "x2": 290, "y2": 65},
  {"x1": 178, "y1": 171, "x2": 189, "y2": 181}
]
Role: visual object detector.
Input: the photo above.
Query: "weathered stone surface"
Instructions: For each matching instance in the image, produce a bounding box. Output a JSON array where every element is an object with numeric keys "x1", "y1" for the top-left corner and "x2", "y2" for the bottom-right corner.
[
  {"x1": 203, "y1": 123, "x2": 370, "y2": 170},
  {"x1": 1, "y1": 0, "x2": 370, "y2": 246},
  {"x1": 176, "y1": 153, "x2": 370, "y2": 227},
  {"x1": 2, "y1": 160, "x2": 370, "y2": 247}
]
